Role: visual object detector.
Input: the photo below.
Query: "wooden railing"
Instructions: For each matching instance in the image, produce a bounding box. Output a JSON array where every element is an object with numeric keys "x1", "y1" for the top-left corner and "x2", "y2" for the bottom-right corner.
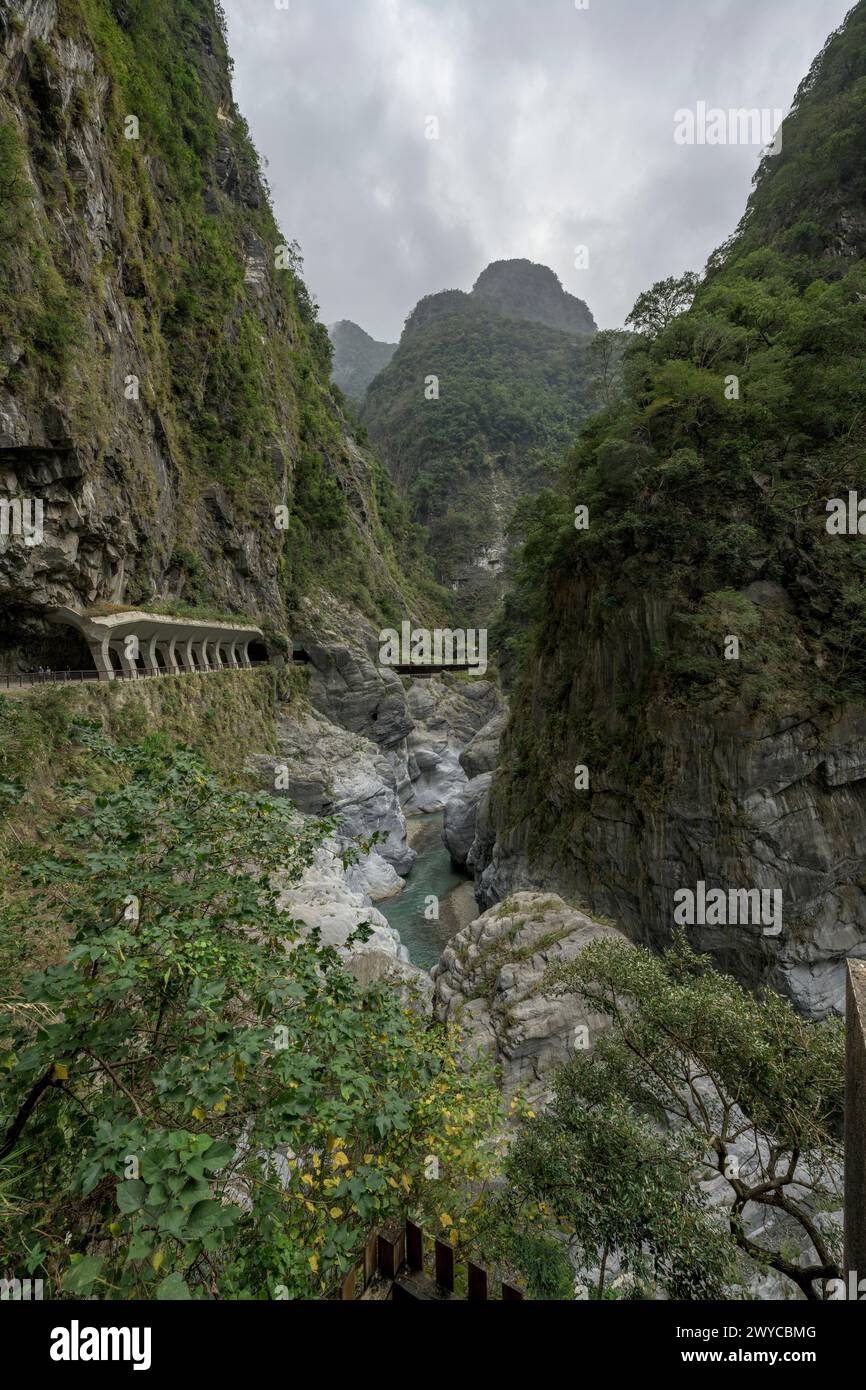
[{"x1": 333, "y1": 1220, "x2": 523, "y2": 1302}]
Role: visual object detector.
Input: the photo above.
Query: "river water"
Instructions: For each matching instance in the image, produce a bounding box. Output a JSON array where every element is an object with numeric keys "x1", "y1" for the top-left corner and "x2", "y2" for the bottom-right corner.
[{"x1": 378, "y1": 812, "x2": 475, "y2": 969}]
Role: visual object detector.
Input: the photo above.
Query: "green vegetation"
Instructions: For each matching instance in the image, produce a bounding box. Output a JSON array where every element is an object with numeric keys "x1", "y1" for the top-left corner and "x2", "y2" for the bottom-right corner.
[
  {"x1": 490, "y1": 935, "x2": 844, "y2": 1300},
  {"x1": 0, "y1": 676, "x2": 279, "y2": 987},
  {"x1": 0, "y1": 730, "x2": 502, "y2": 1299},
  {"x1": 506, "y1": 2, "x2": 866, "y2": 712},
  {"x1": 491, "y1": 4, "x2": 866, "y2": 853}
]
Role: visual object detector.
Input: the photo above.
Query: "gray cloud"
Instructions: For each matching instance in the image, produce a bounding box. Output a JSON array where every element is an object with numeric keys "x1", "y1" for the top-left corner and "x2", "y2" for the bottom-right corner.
[{"x1": 222, "y1": 0, "x2": 851, "y2": 340}]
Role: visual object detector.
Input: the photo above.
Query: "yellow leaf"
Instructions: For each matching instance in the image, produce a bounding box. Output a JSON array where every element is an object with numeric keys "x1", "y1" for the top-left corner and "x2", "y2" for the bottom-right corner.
[
  {"x1": 363, "y1": 1154, "x2": 374, "y2": 1166},
  {"x1": 151, "y1": 1251, "x2": 164, "y2": 1273},
  {"x1": 332, "y1": 1151, "x2": 349, "y2": 1168},
  {"x1": 309, "y1": 1254, "x2": 319, "y2": 1274},
  {"x1": 449, "y1": 1227, "x2": 459, "y2": 1247},
  {"x1": 53, "y1": 1063, "x2": 69, "y2": 1081},
  {"x1": 439, "y1": 1212, "x2": 453, "y2": 1228},
  {"x1": 400, "y1": 1174, "x2": 411, "y2": 1192},
  {"x1": 301, "y1": 1174, "x2": 314, "y2": 1186},
  {"x1": 329, "y1": 1207, "x2": 342, "y2": 1219},
  {"x1": 192, "y1": 1107, "x2": 205, "y2": 1121}
]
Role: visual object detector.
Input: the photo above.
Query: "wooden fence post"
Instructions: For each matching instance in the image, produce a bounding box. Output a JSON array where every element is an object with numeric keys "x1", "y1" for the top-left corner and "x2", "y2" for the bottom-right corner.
[{"x1": 845, "y1": 960, "x2": 866, "y2": 1287}]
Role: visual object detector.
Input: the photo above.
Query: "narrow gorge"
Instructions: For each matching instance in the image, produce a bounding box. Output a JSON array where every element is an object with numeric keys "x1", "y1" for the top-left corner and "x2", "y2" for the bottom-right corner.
[{"x1": 1, "y1": 0, "x2": 865, "y2": 1321}]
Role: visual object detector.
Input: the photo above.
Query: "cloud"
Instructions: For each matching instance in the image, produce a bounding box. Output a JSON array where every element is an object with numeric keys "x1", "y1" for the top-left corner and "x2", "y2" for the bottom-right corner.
[{"x1": 222, "y1": 0, "x2": 851, "y2": 340}]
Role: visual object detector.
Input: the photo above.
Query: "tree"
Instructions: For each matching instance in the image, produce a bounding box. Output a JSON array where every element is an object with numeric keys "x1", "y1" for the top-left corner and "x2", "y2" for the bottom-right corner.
[
  {"x1": 497, "y1": 934, "x2": 844, "y2": 1300},
  {"x1": 625, "y1": 271, "x2": 701, "y2": 337},
  {"x1": 0, "y1": 727, "x2": 500, "y2": 1299}
]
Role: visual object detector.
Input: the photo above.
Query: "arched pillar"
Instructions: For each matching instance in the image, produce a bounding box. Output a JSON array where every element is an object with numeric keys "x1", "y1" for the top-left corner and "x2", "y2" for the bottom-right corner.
[
  {"x1": 239, "y1": 641, "x2": 252, "y2": 669},
  {"x1": 157, "y1": 638, "x2": 179, "y2": 675},
  {"x1": 113, "y1": 637, "x2": 139, "y2": 679},
  {"x1": 190, "y1": 640, "x2": 210, "y2": 673},
  {"x1": 208, "y1": 638, "x2": 224, "y2": 670},
  {"x1": 89, "y1": 636, "x2": 115, "y2": 682},
  {"x1": 226, "y1": 641, "x2": 240, "y2": 669},
  {"x1": 142, "y1": 636, "x2": 161, "y2": 676}
]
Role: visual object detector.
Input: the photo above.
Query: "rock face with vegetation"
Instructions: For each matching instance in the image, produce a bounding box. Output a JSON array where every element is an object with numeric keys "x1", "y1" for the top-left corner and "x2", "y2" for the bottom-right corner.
[
  {"x1": 0, "y1": 0, "x2": 436, "y2": 664},
  {"x1": 328, "y1": 319, "x2": 396, "y2": 401},
  {"x1": 363, "y1": 259, "x2": 599, "y2": 619},
  {"x1": 432, "y1": 892, "x2": 627, "y2": 1092},
  {"x1": 475, "y1": 2, "x2": 866, "y2": 1019}
]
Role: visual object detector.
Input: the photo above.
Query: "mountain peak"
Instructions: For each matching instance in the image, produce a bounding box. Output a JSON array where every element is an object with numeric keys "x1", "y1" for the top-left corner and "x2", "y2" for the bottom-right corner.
[
  {"x1": 328, "y1": 320, "x2": 397, "y2": 400},
  {"x1": 471, "y1": 258, "x2": 597, "y2": 336}
]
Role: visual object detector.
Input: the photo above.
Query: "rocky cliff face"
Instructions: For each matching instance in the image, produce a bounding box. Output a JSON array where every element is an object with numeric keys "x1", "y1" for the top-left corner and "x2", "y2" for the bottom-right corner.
[
  {"x1": 474, "y1": 580, "x2": 866, "y2": 1018},
  {"x1": 363, "y1": 261, "x2": 599, "y2": 620},
  {"x1": 0, "y1": 0, "x2": 432, "y2": 661},
  {"x1": 432, "y1": 892, "x2": 627, "y2": 1093},
  {"x1": 328, "y1": 319, "x2": 396, "y2": 401}
]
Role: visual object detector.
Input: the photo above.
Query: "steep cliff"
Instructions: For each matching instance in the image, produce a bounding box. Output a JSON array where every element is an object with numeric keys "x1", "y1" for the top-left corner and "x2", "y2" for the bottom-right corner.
[
  {"x1": 0, "y1": 0, "x2": 438, "y2": 671},
  {"x1": 363, "y1": 260, "x2": 599, "y2": 621},
  {"x1": 475, "y1": 2, "x2": 866, "y2": 1018},
  {"x1": 328, "y1": 319, "x2": 396, "y2": 401}
]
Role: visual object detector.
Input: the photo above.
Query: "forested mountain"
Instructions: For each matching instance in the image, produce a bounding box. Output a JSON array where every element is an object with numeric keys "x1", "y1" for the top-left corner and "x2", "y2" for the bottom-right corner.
[
  {"x1": 363, "y1": 259, "x2": 599, "y2": 620},
  {"x1": 478, "y1": 0, "x2": 866, "y2": 1017},
  {"x1": 328, "y1": 319, "x2": 396, "y2": 401}
]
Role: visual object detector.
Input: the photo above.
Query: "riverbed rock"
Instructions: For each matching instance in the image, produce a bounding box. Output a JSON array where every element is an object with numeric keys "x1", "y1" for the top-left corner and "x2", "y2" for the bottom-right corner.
[
  {"x1": 257, "y1": 706, "x2": 415, "y2": 875},
  {"x1": 432, "y1": 891, "x2": 629, "y2": 1091},
  {"x1": 277, "y1": 838, "x2": 431, "y2": 1014},
  {"x1": 443, "y1": 773, "x2": 493, "y2": 868}
]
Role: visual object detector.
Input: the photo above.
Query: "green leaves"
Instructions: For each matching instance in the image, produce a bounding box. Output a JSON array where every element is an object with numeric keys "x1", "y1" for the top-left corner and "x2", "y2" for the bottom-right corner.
[
  {"x1": 116, "y1": 1179, "x2": 147, "y2": 1214},
  {"x1": 62, "y1": 1256, "x2": 104, "y2": 1297},
  {"x1": 0, "y1": 732, "x2": 501, "y2": 1300}
]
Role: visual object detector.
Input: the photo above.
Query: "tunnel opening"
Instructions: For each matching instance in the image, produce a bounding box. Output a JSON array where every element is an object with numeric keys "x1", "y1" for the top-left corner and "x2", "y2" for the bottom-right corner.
[
  {"x1": 0, "y1": 606, "x2": 94, "y2": 676},
  {"x1": 248, "y1": 641, "x2": 268, "y2": 664}
]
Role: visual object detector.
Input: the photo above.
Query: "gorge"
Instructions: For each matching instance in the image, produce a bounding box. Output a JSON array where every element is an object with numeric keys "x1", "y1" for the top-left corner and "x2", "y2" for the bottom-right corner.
[{"x1": 1, "y1": 0, "x2": 864, "y2": 1313}]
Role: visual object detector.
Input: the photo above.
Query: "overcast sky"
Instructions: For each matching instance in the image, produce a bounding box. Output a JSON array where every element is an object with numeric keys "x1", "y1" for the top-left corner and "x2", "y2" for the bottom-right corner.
[{"x1": 222, "y1": 0, "x2": 851, "y2": 342}]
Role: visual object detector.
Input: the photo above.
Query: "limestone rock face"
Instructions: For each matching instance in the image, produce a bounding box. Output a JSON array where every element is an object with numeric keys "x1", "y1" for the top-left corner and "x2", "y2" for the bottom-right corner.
[
  {"x1": 443, "y1": 773, "x2": 493, "y2": 868},
  {"x1": 403, "y1": 677, "x2": 503, "y2": 813},
  {"x1": 477, "y1": 693, "x2": 866, "y2": 1019},
  {"x1": 459, "y1": 705, "x2": 509, "y2": 778},
  {"x1": 297, "y1": 610, "x2": 414, "y2": 753},
  {"x1": 0, "y1": 1, "x2": 422, "y2": 655},
  {"x1": 432, "y1": 892, "x2": 629, "y2": 1091}
]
